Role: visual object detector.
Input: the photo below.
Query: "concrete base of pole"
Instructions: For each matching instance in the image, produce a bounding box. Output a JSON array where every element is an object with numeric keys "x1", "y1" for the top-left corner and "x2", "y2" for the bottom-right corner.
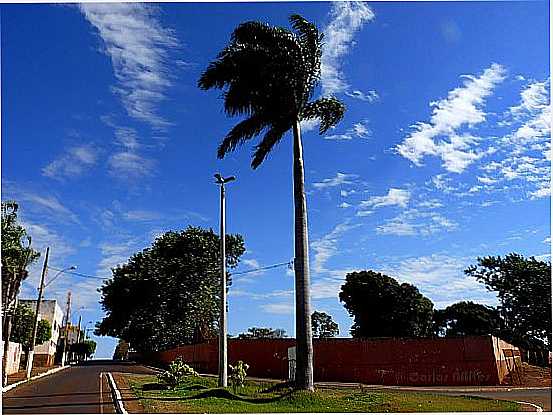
[{"x1": 25, "y1": 350, "x2": 34, "y2": 379}]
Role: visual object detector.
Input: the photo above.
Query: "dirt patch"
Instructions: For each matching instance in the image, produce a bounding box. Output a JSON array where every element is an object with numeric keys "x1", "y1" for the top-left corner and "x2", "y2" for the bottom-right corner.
[
  {"x1": 112, "y1": 372, "x2": 146, "y2": 414},
  {"x1": 503, "y1": 363, "x2": 552, "y2": 387}
]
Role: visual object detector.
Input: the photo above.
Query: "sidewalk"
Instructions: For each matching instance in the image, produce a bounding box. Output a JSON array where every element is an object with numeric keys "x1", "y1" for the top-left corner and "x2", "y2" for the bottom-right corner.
[{"x1": 6, "y1": 365, "x2": 61, "y2": 386}]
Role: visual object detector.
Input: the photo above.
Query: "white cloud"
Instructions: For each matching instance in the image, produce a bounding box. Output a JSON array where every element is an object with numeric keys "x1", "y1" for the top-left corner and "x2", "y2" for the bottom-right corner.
[
  {"x1": 312, "y1": 221, "x2": 360, "y2": 274},
  {"x1": 379, "y1": 254, "x2": 496, "y2": 308},
  {"x1": 80, "y1": 3, "x2": 178, "y2": 129},
  {"x1": 261, "y1": 302, "x2": 294, "y2": 315},
  {"x1": 313, "y1": 172, "x2": 358, "y2": 189},
  {"x1": 4, "y1": 185, "x2": 80, "y2": 224},
  {"x1": 321, "y1": 1, "x2": 375, "y2": 96},
  {"x1": 345, "y1": 89, "x2": 379, "y2": 102},
  {"x1": 396, "y1": 63, "x2": 507, "y2": 173},
  {"x1": 122, "y1": 210, "x2": 160, "y2": 221},
  {"x1": 43, "y1": 144, "x2": 99, "y2": 180},
  {"x1": 325, "y1": 120, "x2": 371, "y2": 141},
  {"x1": 108, "y1": 151, "x2": 155, "y2": 179},
  {"x1": 360, "y1": 188, "x2": 410, "y2": 210},
  {"x1": 376, "y1": 209, "x2": 457, "y2": 237}
]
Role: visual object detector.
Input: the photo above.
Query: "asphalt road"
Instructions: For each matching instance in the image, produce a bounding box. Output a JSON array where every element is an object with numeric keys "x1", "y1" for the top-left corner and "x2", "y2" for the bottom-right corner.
[{"x1": 2, "y1": 360, "x2": 157, "y2": 414}]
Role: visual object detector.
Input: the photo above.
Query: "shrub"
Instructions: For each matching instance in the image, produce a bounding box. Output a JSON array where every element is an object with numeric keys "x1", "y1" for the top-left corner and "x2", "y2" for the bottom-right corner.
[
  {"x1": 229, "y1": 360, "x2": 249, "y2": 392},
  {"x1": 157, "y1": 357, "x2": 198, "y2": 389}
]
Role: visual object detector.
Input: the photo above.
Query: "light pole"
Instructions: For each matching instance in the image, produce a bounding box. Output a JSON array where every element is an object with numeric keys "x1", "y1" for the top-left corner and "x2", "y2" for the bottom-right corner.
[
  {"x1": 214, "y1": 173, "x2": 235, "y2": 388},
  {"x1": 26, "y1": 261, "x2": 76, "y2": 378}
]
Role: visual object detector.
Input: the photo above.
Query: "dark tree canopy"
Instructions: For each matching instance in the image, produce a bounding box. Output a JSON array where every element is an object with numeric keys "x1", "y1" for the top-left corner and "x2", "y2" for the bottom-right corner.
[
  {"x1": 339, "y1": 271, "x2": 434, "y2": 338},
  {"x1": 198, "y1": 14, "x2": 346, "y2": 168},
  {"x1": 69, "y1": 340, "x2": 96, "y2": 358},
  {"x1": 433, "y1": 301, "x2": 501, "y2": 337},
  {"x1": 465, "y1": 253, "x2": 551, "y2": 350},
  {"x1": 311, "y1": 311, "x2": 339, "y2": 338},
  {"x1": 96, "y1": 226, "x2": 245, "y2": 353},
  {"x1": 11, "y1": 305, "x2": 52, "y2": 350},
  {"x1": 237, "y1": 327, "x2": 287, "y2": 339}
]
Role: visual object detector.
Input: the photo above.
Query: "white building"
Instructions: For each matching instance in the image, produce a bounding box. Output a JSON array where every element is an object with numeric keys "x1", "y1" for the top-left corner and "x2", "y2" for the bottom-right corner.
[{"x1": 19, "y1": 299, "x2": 64, "y2": 366}]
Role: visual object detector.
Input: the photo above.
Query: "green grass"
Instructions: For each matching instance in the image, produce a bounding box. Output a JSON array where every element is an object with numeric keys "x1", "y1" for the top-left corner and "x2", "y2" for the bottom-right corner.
[{"x1": 125, "y1": 374, "x2": 521, "y2": 413}]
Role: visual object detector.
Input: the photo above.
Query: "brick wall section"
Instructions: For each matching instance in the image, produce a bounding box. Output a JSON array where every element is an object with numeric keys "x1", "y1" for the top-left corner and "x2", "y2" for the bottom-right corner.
[{"x1": 144, "y1": 335, "x2": 520, "y2": 386}]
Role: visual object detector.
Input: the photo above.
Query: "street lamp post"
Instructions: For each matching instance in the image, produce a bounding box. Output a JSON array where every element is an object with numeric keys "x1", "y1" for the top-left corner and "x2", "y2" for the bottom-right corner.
[
  {"x1": 214, "y1": 173, "x2": 235, "y2": 388},
  {"x1": 26, "y1": 258, "x2": 76, "y2": 379}
]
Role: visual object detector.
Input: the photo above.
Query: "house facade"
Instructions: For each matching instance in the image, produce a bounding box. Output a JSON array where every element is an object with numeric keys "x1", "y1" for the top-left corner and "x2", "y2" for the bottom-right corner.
[{"x1": 19, "y1": 299, "x2": 64, "y2": 366}]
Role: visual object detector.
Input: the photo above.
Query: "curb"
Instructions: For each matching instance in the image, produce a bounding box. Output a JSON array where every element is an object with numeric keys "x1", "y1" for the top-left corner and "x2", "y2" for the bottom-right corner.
[
  {"x1": 516, "y1": 401, "x2": 544, "y2": 412},
  {"x1": 2, "y1": 365, "x2": 69, "y2": 393},
  {"x1": 107, "y1": 372, "x2": 128, "y2": 414}
]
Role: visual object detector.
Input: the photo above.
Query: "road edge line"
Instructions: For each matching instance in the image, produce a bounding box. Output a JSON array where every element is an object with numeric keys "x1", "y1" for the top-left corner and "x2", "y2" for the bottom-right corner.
[
  {"x1": 107, "y1": 372, "x2": 128, "y2": 414},
  {"x1": 2, "y1": 364, "x2": 69, "y2": 393},
  {"x1": 516, "y1": 401, "x2": 544, "y2": 412}
]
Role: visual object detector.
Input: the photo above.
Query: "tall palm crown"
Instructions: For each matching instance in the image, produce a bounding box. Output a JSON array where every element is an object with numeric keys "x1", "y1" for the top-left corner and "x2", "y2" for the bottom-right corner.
[
  {"x1": 199, "y1": 14, "x2": 346, "y2": 391},
  {"x1": 198, "y1": 14, "x2": 346, "y2": 167}
]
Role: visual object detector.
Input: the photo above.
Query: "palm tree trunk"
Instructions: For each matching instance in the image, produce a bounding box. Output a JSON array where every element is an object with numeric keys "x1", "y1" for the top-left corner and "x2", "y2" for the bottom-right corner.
[{"x1": 292, "y1": 119, "x2": 314, "y2": 391}]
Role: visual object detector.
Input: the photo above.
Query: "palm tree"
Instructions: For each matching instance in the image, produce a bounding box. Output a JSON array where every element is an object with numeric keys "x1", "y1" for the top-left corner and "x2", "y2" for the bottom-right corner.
[{"x1": 198, "y1": 14, "x2": 346, "y2": 391}]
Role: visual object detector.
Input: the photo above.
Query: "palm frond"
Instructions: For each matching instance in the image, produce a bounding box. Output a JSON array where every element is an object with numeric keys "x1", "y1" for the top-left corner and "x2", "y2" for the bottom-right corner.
[
  {"x1": 251, "y1": 123, "x2": 290, "y2": 169},
  {"x1": 217, "y1": 115, "x2": 268, "y2": 159},
  {"x1": 301, "y1": 97, "x2": 346, "y2": 134}
]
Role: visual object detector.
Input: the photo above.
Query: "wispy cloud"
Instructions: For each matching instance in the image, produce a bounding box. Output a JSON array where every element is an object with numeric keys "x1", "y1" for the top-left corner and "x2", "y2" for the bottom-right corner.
[
  {"x1": 325, "y1": 120, "x2": 371, "y2": 141},
  {"x1": 3, "y1": 184, "x2": 80, "y2": 224},
  {"x1": 313, "y1": 172, "x2": 358, "y2": 189},
  {"x1": 379, "y1": 254, "x2": 496, "y2": 308},
  {"x1": 376, "y1": 209, "x2": 457, "y2": 237},
  {"x1": 80, "y1": 3, "x2": 178, "y2": 129},
  {"x1": 312, "y1": 221, "x2": 360, "y2": 274},
  {"x1": 360, "y1": 188, "x2": 410, "y2": 210},
  {"x1": 108, "y1": 151, "x2": 155, "y2": 179},
  {"x1": 43, "y1": 144, "x2": 99, "y2": 180},
  {"x1": 396, "y1": 63, "x2": 507, "y2": 173},
  {"x1": 321, "y1": 1, "x2": 375, "y2": 96},
  {"x1": 345, "y1": 89, "x2": 379, "y2": 102},
  {"x1": 261, "y1": 302, "x2": 294, "y2": 315}
]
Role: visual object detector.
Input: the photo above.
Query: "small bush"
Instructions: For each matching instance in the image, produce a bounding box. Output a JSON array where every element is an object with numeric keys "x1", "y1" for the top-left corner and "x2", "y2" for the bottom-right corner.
[
  {"x1": 157, "y1": 357, "x2": 198, "y2": 389},
  {"x1": 229, "y1": 360, "x2": 249, "y2": 393}
]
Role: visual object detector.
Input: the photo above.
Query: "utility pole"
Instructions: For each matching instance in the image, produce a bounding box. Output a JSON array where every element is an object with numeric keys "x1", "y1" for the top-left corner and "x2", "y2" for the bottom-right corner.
[
  {"x1": 77, "y1": 315, "x2": 82, "y2": 361},
  {"x1": 214, "y1": 173, "x2": 235, "y2": 388},
  {"x1": 61, "y1": 292, "x2": 71, "y2": 366},
  {"x1": 26, "y1": 246, "x2": 49, "y2": 379}
]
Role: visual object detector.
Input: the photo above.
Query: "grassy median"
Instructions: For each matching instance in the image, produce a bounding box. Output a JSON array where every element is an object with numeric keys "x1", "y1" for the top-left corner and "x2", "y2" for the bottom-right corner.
[{"x1": 123, "y1": 374, "x2": 521, "y2": 413}]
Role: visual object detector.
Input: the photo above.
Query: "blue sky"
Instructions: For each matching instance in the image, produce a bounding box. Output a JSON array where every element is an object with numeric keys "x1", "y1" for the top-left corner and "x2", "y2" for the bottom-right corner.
[{"x1": 2, "y1": 1, "x2": 550, "y2": 358}]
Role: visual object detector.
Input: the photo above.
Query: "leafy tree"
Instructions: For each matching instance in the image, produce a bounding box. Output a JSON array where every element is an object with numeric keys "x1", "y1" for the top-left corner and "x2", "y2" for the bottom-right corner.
[
  {"x1": 237, "y1": 327, "x2": 287, "y2": 339},
  {"x1": 433, "y1": 301, "x2": 501, "y2": 337},
  {"x1": 465, "y1": 253, "x2": 551, "y2": 350},
  {"x1": 96, "y1": 226, "x2": 245, "y2": 353},
  {"x1": 339, "y1": 271, "x2": 434, "y2": 338},
  {"x1": 11, "y1": 305, "x2": 52, "y2": 351},
  {"x1": 69, "y1": 340, "x2": 97, "y2": 359},
  {"x1": 1, "y1": 201, "x2": 40, "y2": 323},
  {"x1": 199, "y1": 14, "x2": 346, "y2": 391},
  {"x1": 311, "y1": 311, "x2": 339, "y2": 338},
  {"x1": 113, "y1": 339, "x2": 130, "y2": 360}
]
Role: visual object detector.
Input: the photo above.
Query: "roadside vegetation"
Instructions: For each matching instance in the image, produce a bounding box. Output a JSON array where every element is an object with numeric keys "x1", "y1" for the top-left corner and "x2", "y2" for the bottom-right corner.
[{"x1": 124, "y1": 373, "x2": 521, "y2": 413}]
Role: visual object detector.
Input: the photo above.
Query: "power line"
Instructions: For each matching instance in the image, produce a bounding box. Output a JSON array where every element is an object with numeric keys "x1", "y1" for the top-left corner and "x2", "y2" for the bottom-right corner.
[
  {"x1": 232, "y1": 260, "x2": 293, "y2": 276},
  {"x1": 47, "y1": 259, "x2": 294, "y2": 280},
  {"x1": 46, "y1": 266, "x2": 108, "y2": 281}
]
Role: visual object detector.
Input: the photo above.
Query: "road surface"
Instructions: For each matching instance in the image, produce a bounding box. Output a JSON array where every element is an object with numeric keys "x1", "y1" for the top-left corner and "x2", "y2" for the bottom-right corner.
[{"x1": 2, "y1": 360, "x2": 157, "y2": 414}]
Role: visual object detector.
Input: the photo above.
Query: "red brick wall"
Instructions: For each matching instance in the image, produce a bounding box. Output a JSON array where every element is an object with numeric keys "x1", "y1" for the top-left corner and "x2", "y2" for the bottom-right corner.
[{"x1": 146, "y1": 335, "x2": 516, "y2": 386}]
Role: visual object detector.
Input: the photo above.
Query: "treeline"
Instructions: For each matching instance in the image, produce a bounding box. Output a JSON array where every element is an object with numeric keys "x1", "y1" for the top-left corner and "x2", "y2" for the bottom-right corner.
[
  {"x1": 339, "y1": 255, "x2": 551, "y2": 362},
  {"x1": 96, "y1": 226, "x2": 551, "y2": 365}
]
